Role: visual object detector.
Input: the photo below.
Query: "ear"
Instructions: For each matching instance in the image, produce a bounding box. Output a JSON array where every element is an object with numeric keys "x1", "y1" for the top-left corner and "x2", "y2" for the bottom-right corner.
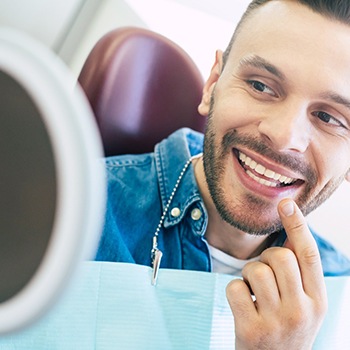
[{"x1": 198, "y1": 50, "x2": 223, "y2": 117}]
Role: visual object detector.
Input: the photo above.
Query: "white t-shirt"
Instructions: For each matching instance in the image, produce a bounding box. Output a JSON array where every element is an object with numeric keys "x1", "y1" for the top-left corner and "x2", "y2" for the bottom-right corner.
[{"x1": 208, "y1": 244, "x2": 260, "y2": 276}]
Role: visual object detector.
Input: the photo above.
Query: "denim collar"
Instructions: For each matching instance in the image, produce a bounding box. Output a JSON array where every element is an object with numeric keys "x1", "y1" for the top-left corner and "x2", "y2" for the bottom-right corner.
[{"x1": 154, "y1": 128, "x2": 205, "y2": 229}]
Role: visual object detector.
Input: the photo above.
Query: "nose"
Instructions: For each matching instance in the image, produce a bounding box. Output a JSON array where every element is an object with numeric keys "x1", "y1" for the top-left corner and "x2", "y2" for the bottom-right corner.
[{"x1": 257, "y1": 101, "x2": 311, "y2": 153}]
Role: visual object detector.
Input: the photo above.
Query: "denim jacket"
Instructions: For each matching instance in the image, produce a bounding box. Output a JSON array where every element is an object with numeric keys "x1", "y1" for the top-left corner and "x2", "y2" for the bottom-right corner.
[{"x1": 96, "y1": 128, "x2": 350, "y2": 276}]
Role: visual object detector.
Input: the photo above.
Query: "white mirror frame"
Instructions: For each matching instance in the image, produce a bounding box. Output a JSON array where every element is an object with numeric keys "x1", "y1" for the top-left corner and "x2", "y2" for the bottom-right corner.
[{"x1": 0, "y1": 28, "x2": 106, "y2": 334}]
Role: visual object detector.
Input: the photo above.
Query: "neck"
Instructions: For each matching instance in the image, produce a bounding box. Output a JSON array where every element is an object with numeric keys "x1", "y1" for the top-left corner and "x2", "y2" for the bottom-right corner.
[{"x1": 193, "y1": 157, "x2": 269, "y2": 260}]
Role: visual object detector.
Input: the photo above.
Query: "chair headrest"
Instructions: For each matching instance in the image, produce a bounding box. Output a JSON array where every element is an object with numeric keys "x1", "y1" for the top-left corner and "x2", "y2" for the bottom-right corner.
[{"x1": 78, "y1": 27, "x2": 206, "y2": 156}]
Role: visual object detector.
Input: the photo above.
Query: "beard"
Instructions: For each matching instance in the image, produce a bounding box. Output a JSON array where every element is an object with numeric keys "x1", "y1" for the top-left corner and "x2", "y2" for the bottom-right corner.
[{"x1": 202, "y1": 95, "x2": 345, "y2": 236}]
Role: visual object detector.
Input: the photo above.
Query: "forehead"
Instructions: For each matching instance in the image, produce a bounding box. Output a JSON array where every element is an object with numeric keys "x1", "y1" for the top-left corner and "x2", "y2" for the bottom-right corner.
[{"x1": 228, "y1": 1, "x2": 350, "y2": 79}]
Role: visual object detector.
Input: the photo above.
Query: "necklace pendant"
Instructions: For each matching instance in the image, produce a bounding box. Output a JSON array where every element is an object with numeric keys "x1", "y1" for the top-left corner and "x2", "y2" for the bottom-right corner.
[{"x1": 151, "y1": 248, "x2": 163, "y2": 286}]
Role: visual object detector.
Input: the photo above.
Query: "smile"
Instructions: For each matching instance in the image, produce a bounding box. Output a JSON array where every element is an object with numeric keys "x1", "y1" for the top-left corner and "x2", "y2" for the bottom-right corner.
[{"x1": 238, "y1": 151, "x2": 298, "y2": 188}]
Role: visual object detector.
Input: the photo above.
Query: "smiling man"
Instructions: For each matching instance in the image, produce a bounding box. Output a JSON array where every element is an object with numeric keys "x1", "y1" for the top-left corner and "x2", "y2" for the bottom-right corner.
[{"x1": 96, "y1": 0, "x2": 350, "y2": 348}]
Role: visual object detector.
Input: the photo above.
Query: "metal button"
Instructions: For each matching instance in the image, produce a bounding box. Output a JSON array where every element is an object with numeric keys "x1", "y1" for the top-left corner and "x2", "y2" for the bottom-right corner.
[
  {"x1": 170, "y1": 207, "x2": 181, "y2": 217},
  {"x1": 191, "y1": 208, "x2": 202, "y2": 221}
]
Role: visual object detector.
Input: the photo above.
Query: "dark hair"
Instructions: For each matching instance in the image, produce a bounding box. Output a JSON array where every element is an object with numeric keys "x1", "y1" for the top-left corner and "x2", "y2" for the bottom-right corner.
[{"x1": 222, "y1": 0, "x2": 350, "y2": 65}]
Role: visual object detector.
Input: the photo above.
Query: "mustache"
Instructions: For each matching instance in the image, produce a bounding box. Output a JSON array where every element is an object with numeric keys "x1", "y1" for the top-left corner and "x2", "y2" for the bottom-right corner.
[{"x1": 222, "y1": 129, "x2": 316, "y2": 183}]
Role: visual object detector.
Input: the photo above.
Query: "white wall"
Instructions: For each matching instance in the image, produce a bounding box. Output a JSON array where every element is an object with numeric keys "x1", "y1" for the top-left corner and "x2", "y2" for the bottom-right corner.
[
  {"x1": 68, "y1": 0, "x2": 252, "y2": 78},
  {"x1": 308, "y1": 183, "x2": 350, "y2": 258},
  {"x1": 0, "y1": 0, "x2": 96, "y2": 52}
]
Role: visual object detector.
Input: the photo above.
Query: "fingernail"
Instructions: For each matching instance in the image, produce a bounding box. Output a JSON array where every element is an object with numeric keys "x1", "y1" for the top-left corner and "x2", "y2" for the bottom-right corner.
[{"x1": 281, "y1": 201, "x2": 295, "y2": 217}]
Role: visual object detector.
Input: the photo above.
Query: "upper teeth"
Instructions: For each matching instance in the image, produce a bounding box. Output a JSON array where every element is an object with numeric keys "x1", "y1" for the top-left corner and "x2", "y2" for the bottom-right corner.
[{"x1": 239, "y1": 151, "x2": 297, "y2": 187}]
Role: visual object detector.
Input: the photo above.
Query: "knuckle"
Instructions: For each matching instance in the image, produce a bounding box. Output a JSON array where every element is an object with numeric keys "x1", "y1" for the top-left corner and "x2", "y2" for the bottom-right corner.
[
  {"x1": 288, "y1": 313, "x2": 308, "y2": 330},
  {"x1": 226, "y1": 279, "x2": 252, "y2": 305},
  {"x1": 286, "y1": 308, "x2": 307, "y2": 328},
  {"x1": 248, "y1": 263, "x2": 273, "y2": 282},
  {"x1": 286, "y1": 299, "x2": 328, "y2": 330},
  {"x1": 263, "y1": 247, "x2": 296, "y2": 265},
  {"x1": 300, "y1": 245, "x2": 320, "y2": 265},
  {"x1": 290, "y1": 221, "x2": 305, "y2": 231},
  {"x1": 285, "y1": 220, "x2": 305, "y2": 233},
  {"x1": 226, "y1": 279, "x2": 245, "y2": 295}
]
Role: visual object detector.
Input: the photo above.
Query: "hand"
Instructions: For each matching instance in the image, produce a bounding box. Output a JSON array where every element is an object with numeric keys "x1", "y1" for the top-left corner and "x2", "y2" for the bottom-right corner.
[{"x1": 226, "y1": 199, "x2": 328, "y2": 350}]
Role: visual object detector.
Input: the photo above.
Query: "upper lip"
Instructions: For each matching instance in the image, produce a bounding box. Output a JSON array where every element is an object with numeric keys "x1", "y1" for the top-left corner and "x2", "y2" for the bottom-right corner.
[{"x1": 235, "y1": 148, "x2": 305, "y2": 182}]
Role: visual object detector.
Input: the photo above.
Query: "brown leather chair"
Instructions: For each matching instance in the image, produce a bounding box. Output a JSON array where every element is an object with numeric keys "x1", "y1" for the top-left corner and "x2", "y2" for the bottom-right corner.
[{"x1": 78, "y1": 26, "x2": 206, "y2": 156}]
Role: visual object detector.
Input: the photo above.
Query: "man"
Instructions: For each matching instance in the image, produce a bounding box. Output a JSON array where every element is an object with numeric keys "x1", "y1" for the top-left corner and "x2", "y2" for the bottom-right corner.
[{"x1": 96, "y1": 0, "x2": 350, "y2": 348}]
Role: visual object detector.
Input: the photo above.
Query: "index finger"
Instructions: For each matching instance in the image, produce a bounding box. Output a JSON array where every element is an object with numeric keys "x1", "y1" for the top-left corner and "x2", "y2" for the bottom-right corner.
[{"x1": 278, "y1": 198, "x2": 326, "y2": 299}]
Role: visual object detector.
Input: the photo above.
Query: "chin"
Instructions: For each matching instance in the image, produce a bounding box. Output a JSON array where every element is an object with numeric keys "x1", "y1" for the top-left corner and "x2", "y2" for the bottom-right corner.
[{"x1": 216, "y1": 199, "x2": 284, "y2": 236}]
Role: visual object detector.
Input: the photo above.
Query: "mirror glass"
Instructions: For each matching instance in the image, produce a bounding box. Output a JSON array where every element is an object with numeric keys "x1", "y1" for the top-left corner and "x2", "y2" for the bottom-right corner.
[{"x1": 0, "y1": 70, "x2": 56, "y2": 303}]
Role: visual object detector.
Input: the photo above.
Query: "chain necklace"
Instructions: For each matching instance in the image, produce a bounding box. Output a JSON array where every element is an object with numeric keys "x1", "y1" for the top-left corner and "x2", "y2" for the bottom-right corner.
[{"x1": 151, "y1": 153, "x2": 203, "y2": 285}]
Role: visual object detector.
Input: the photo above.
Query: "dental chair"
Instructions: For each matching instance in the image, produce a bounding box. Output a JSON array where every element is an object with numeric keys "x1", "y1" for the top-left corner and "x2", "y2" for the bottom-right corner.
[{"x1": 78, "y1": 26, "x2": 206, "y2": 156}]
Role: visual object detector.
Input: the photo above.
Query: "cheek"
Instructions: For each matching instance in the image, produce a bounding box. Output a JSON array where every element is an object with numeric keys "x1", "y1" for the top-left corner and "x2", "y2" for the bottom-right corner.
[
  {"x1": 213, "y1": 92, "x2": 259, "y2": 131},
  {"x1": 312, "y1": 143, "x2": 350, "y2": 183}
]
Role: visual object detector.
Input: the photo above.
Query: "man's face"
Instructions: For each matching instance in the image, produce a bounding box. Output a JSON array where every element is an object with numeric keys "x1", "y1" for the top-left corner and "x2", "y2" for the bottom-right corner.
[{"x1": 200, "y1": 1, "x2": 350, "y2": 235}]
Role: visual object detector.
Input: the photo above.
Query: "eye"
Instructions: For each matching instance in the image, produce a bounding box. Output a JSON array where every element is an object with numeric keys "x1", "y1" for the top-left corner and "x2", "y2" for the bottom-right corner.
[
  {"x1": 247, "y1": 80, "x2": 276, "y2": 97},
  {"x1": 312, "y1": 111, "x2": 345, "y2": 128}
]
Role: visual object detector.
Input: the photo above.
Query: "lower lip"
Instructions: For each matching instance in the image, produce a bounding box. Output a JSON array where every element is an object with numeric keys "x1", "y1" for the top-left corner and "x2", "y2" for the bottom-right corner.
[{"x1": 232, "y1": 150, "x2": 300, "y2": 198}]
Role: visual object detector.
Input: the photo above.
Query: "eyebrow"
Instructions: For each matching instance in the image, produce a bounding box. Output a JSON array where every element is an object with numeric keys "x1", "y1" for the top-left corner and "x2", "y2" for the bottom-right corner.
[
  {"x1": 238, "y1": 55, "x2": 286, "y2": 81},
  {"x1": 320, "y1": 91, "x2": 350, "y2": 112},
  {"x1": 239, "y1": 55, "x2": 350, "y2": 113}
]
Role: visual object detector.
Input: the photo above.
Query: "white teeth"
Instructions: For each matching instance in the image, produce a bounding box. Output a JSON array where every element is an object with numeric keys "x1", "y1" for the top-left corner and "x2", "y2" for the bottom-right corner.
[
  {"x1": 246, "y1": 170, "x2": 278, "y2": 187},
  {"x1": 265, "y1": 169, "x2": 275, "y2": 178},
  {"x1": 238, "y1": 151, "x2": 297, "y2": 187},
  {"x1": 239, "y1": 152, "x2": 246, "y2": 162},
  {"x1": 255, "y1": 164, "x2": 265, "y2": 175},
  {"x1": 279, "y1": 175, "x2": 287, "y2": 183},
  {"x1": 273, "y1": 173, "x2": 281, "y2": 181}
]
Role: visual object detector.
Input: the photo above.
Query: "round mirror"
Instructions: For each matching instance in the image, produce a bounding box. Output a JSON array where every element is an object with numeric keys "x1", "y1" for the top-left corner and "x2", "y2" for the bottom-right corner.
[{"x1": 0, "y1": 28, "x2": 106, "y2": 334}]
